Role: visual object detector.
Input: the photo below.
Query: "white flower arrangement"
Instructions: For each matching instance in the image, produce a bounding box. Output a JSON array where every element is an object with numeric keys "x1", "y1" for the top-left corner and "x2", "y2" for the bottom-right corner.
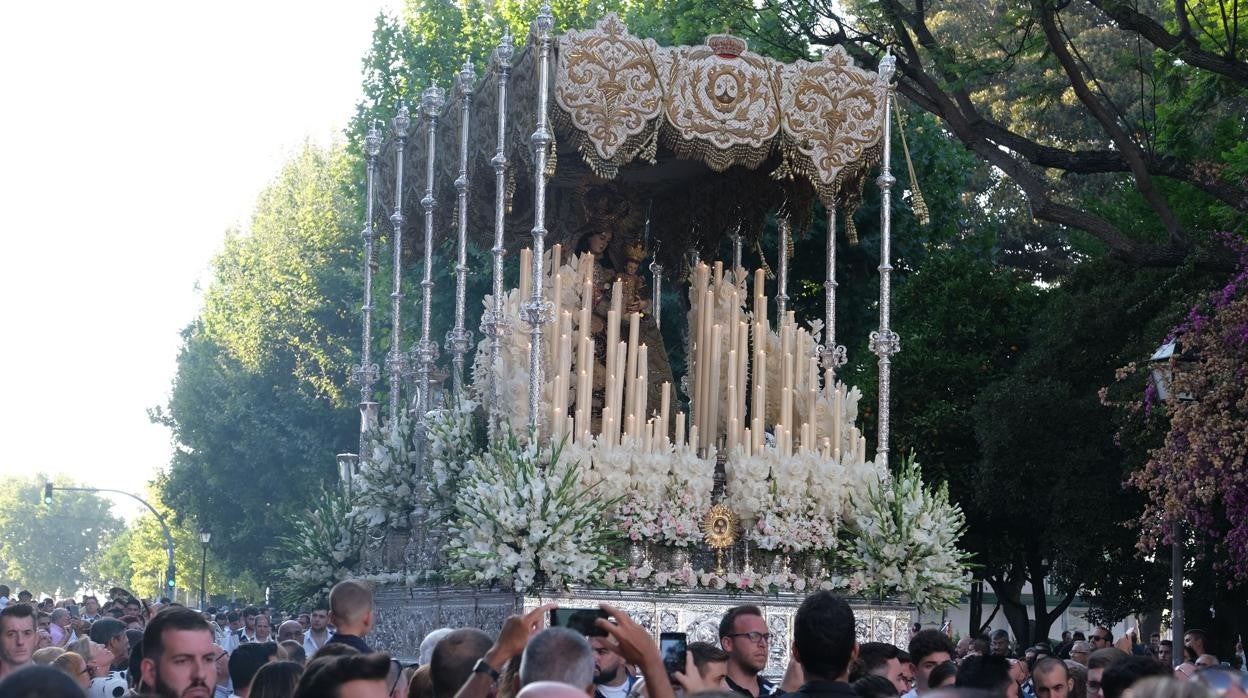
[
  {"x1": 351, "y1": 414, "x2": 420, "y2": 529},
  {"x1": 425, "y1": 397, "x2": 486, "y2": 514},
  {"x1": 445, "y1": 434, "x2": 621, "y2": 591},
  {"x1": 845, "y1": 455, "x2": 973, "y2": 610},
  {"x1": 279, "y1": 487, "x2": 365, "y2": 607}
]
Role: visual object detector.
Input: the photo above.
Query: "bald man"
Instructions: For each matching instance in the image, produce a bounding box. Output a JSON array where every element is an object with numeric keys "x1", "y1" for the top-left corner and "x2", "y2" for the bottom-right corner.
[{"x1": 278, "y1": 620, "x2": 305, "y2": 645}]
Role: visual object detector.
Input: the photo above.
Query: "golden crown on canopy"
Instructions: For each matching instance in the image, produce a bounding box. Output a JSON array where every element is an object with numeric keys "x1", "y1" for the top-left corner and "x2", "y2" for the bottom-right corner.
[
  {"x1": 706, "y1": 33, "x2": 747, "y2": 57},
  {"x1": 623, "y1": 239, "x2": 648, "y2": 263}
]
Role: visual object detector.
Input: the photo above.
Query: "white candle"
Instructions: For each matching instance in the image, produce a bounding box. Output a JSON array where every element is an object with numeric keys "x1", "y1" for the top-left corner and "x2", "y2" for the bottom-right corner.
[
  {"x1": 659, "y1": 382, "x2": 670, "y2": 445},
  {"x1": 519, "y1": 247, "x2": 532, "y2": 301},
  {"x1": 626, "y1": 312, "x2": 640, "y2": 428},
  {"x1": 636, "y1": 344, "x2": 648, "y2": 432},
  {"x1": 709, "y1": 323, "x2": 723, "y2": 448},
  {"x1": 675, "y1": 411, "x2": 685, "y2": 447}
]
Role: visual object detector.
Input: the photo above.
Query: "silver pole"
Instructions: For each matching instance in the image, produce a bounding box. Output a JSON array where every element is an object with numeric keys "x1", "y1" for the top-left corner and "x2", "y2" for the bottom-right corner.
[
  {"x1": 446, "y1": 59, "x2": 476, "y2": 397},
  {"x1": 869, "y1": 55, "x2": 900, "y2": 467},
  {"x1": 731, "y1": 225, "x2": 743, "y2": 279},
  {"x1": 776, "y1": 216, "x2": 790, "y2": 317},
  {"x1": 650, "y1": 257, "x2": 662, "y2": 330},
  {"x1": 385, "y1": 104, "x2": 412, "y2": 425},
  {"x1": 1171, "y1": 520, "x2": 1184, "y2": 667},
  {"x1": 481, "y1": 32, "x2": 514, "y2": 436},
  {"x1": 523, "y1": 1, "x2": 556, "y2": 435},
  {"x1": 353, "y1": 122, "x2": 383, "y2": 456},
  {"x1": 823, "y1": 207, "x2": 847, "y2": 370},
  {"x1": 414, "y1": 85, "x2": 447, "y2": 421}
]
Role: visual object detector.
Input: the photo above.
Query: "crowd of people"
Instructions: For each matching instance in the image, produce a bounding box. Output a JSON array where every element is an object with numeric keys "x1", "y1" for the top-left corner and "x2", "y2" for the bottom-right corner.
[{"x1": 2, "y1": 580, "x2": 1246, "y2": 698}]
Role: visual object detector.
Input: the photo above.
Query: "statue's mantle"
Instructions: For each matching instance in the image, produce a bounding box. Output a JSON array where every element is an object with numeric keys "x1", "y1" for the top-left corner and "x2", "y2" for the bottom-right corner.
[{"x1": 370, "y1": 584, "x2": 915, "y2": 674}]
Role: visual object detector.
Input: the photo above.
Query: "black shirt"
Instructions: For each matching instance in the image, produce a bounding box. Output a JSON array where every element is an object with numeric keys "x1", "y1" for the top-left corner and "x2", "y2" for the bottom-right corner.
[
  {"x1": 776, "y1": 679, "x2": 857, "y2": 698},
  {"x1": 326, "y1": 633, "x2": 372, "y2": 653},
  {"x1": 726, "y1": 674, "x2": 780, "y2": 698}
]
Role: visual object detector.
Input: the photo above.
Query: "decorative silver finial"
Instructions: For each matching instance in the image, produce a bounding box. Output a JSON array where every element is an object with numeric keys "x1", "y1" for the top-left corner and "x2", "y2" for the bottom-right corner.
[
  {"x1": 532, "y1": 1, "x2": 554, "y2": 37},
  {"x1": 421, "y1": 85, "x2": 445, "y2": 118},
  {"x1": 458, "y1": 58, "x2": 475, "y2": 95},
  {"x1": 878, "y1": 52, "x2": 896, "y2": 82},
  {"x1": 496, "y1": 30, "x2": 515, "y2": 66},
  {"x1": 365, "y1": 120, "x2": 382, "y2": 157},
  {"x1": 393, "y1": 102, "x2": 411, "y2": 135}
]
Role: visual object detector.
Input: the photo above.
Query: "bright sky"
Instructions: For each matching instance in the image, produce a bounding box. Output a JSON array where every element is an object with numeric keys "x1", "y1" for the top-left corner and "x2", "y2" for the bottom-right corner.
[{"x1": 0, "y1": 0, "x2": 398, "y2": 519}]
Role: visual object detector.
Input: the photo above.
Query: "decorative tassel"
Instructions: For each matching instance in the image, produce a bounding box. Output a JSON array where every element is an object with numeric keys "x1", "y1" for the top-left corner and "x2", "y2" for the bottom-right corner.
[{"x1": 894, "y1": 94, "x2": 929, "y2": 226}]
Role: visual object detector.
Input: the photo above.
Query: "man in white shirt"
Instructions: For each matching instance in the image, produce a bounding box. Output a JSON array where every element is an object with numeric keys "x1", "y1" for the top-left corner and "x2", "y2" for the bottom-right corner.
[{"x1": 303, "y1": 606, "x2": 332, "y2": 657}]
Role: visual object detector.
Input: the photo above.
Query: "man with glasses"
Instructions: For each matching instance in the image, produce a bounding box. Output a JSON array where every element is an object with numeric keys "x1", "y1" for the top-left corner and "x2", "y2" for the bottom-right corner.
[
  {"x1": 719, "y1": 605, "x2": 778, "y2": 698},
  {"x1": 1089, "y1": 629, "x2": 1113, "y2": 651}
]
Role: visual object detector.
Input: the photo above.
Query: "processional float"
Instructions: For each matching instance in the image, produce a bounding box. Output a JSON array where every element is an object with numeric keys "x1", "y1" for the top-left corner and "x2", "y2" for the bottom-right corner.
[{"x1": 325, "y1": 6, "x2": 969, "y2": 664}]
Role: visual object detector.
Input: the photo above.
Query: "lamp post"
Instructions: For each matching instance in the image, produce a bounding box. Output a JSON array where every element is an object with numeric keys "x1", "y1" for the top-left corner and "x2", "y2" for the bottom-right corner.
[
  {"x1": 199, "y1": 530, "x2": 211, "y2": 610},
  {"x1": 1149, "y1": 338, "x2": 1192, "y2": 667}
]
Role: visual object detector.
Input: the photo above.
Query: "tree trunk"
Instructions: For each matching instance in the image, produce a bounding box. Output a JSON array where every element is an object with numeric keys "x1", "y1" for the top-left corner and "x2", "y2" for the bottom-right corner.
[{"x1": 989, "y1": 570, "x2": 1033, "y2": 647}]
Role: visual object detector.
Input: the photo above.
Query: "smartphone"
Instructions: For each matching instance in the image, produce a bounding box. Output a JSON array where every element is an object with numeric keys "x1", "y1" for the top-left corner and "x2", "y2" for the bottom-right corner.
[
  {"x1": 660, "y1": 632, "x2": 687, "y2": 677},
  {"x1": 550, "y1": 608, "x2": 608, "y2": 637}
]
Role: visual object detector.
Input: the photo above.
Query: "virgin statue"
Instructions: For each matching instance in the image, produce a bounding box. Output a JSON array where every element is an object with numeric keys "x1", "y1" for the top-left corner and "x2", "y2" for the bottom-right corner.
[{"x1": 571, "y1": 225, "x2": 674, "y2": 432}]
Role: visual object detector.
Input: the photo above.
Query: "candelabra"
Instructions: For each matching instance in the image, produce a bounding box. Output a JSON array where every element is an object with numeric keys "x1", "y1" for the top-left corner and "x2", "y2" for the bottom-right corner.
[
  {"x1": 650, "y1": 256, "x2": 663, "y2": 330},
  {"x1": 481, "y1": 31, "x2": 514, "y2": 436},
  {"x1": 523, "y1": 1, "x2": 556, "y2": 434},
  {"x1": 776, "y1": 216, "x2": 790, "y2": 317},
  {"x1": 351, "y1": 121, "x2": 383, "y2": 457},
  {"x1": 822, "y1": 207, "x2": 848, "y2": 370},
  {"x1": 869, "y1": 54, "x2": 900, "y2": 468},
  {"x1": 731, "y1": 225, "x2": 744, "y2": 279},
  {"x1": 413, "y1": 84, "x2": 446, "y2": 421},
  {"x1": 385, "y1": 104, "x2": 412, "y2": 425},
  {"x1": 446, "y1": 58, "x2": 476, "y2": 397}
]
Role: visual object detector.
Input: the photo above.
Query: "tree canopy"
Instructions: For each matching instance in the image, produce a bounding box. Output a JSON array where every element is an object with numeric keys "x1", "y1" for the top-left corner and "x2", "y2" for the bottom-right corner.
[
  {"x1": 0, "y1": 475, "x2": 123, "y2": 597},
  {"x1": 154, "y1": 143, "x2": 359, "y2": 580}
]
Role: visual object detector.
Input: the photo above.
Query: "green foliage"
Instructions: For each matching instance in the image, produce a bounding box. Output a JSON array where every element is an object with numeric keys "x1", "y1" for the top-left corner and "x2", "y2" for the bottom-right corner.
[
  {"x1": 0, "y1": 475, "x2": 122, "y2": 596},
  {"x1": 156, "y1": 142, "x2": 359, "y2": 582},
  {"x1": 199, "y1": 144, "x2": 360, "y2": 405}
]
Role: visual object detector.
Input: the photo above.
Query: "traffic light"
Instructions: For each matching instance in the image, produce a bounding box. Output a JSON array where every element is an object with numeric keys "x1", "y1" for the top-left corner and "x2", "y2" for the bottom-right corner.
[
  {"x1": 167, "y1": 566, "x2": 177, "y2": 590},
  {"x1": 43, "y1": 483, "x2": 53, "y2": 505}
]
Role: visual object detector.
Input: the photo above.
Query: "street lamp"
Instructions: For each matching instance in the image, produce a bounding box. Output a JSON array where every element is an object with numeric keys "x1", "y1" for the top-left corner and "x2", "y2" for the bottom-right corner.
[
  {"x1": 199, "y1": 529, "x2": 212, "y2": 610},
  {"x1": 1149, "y1": 338, "x2": 1194, "y2": 667}
]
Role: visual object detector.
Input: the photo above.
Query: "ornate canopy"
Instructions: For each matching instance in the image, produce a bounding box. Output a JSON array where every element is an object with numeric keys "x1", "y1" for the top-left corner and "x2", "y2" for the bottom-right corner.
[{"x1": 381, "y1": 15, "x2": 892, "y2": 273}]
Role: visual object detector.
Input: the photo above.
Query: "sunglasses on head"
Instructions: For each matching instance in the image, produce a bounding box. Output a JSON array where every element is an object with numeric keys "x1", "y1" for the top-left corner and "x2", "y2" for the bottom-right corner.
[{"x1": 1195, "y1": 668, "x2": 1248, "y2": 697}]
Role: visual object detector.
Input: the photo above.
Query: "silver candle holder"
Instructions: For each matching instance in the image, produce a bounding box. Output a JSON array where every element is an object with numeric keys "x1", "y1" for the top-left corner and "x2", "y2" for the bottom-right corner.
[
  {"x1": 385, "y1": 104, "x2": 412, "y2": 426},
  {"x1": 352, "y1": 120, "x2": 384, "y2": 456},
  {"x1": 481, "y1": 31, "x2": 515, "y2": 436},
  {"x1": 776, "y1": 215, "x2": 791, "y2": 317},
  {"x1": 823, "y1": 207, "x2": 848, "y2": 370},
  {"x1": 446, "y1": 58, "x2": 476, "y2": 397},
  {"x1": 868, "y1": 54, "x2": 900, "y2": 468},
  {"x1": 523, "y1": 2, "x2": 556, "y2": 435},
  {"x1": 413, "y1": 84, "x2": 446, "y2": 422}
]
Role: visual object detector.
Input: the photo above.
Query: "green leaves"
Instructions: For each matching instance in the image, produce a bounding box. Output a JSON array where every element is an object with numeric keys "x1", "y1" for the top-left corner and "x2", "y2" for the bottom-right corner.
[{"x1": 0, "y1": 475, "x2": 122, "y2": 596}]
